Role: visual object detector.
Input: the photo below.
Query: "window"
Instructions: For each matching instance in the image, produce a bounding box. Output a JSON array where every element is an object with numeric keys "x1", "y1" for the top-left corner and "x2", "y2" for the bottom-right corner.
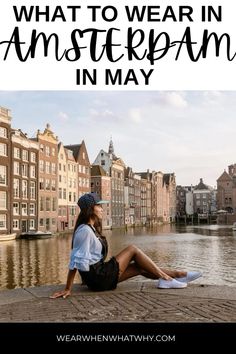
[
  {"x1": 31, "y1": 152, "x2": 36, "y2": 163},
  {"x1": 40, "y1": 144, "x2": 44, "y2": 152},
  {"x1": 69, "y1": 178, "x2": 72, "y2": 188},
  {"x1": 30, "y1": 165, "x2": 36, "y2": 178},
  {"x1": 40, "y1": 197, "x2": 44, "y2": 211},
  {"x1": 45, "y1": 161, "x2": 50, "y2": 174},
  {"x1": 21, "y1": 203, "x2": 27, "y2": 215},
  {"x1": 29, "y1": 219, "x2": 35, "y2": 230},
  {"x1": 22, "y1": 150, "x2": 28, "y2": 161},
  {"x1": 46, "y1": 198, "x2": 50, "y2": 211},
  {"x1": 45, "y1": 179, "x2": 50, "y2": 190},
  {"x1": 101, "y1": 160, "x2": 105, "y2": 166},
  {"x1": 39, "y1": 178, "x2": 44, "y2": 190},
  {"x1": 39, "y1": 160, "x2": 44, "y2": 172},
  {"x1": 0, "y1": 143, "x2": 7, "y2": 156},
  {"x1": 13, "y1": 219, "x2": 19, "y2": 230},
  {"x1": 13, "y1": 202, "x2": 19, "y2": 215},
  {"x1": 0, "y1": 215, "x2": 6, "y2": 229},
  {"x1": 22, "y1": 180, "x2": 28, "y2": 198},
  {"x1": 51, "y1": 148, "x2": 55, "y2": 156},
  {"x1": 30, "y1": 181, "x2": 36, "y2": 199},
  {"x1": 13, "y1": 179, "x2": 20, "y2": 198},
  {"x1": 46, "y1": 146, "x2": 50, "y2": 156},
  {"x1": 51, "y1": 179, "x2": 56, "y2": 191},
  {"x1": 22, "y1": 164, "x2": 28, "y2": 177},
  {"x1": 52, "y1": 198, "x2": 56, "y2": 211},
  {"x1": 14, "y1": 148, "x2": 20, "y2": 159},
  {"x1": 51, "y1": 218, "x2": 56, "y2": 226},
  {"x1": 51, "y1": 163, "x2": 56, "y2": 174},
  {"x1": 59, "y1": 188, "x2": 62, "y2": 199},
  {"x1": 0, "y1": 165, "x2": 7, "y2": 185},
  {"x1": 63, "y1": 189, "x2": 66, "y2": 199},
  {"x1": 0, "y1": 127, "x2": 7, "y2": 138},
  {"x1": 39, "y1": 219, "x2": 44, "y2": 226},
  {"x1": 0, "y1": 191, "x2": 6, "y2": 210},
  {"x1": 14, "y1": 162, "x2": 20, "y2": 175}
]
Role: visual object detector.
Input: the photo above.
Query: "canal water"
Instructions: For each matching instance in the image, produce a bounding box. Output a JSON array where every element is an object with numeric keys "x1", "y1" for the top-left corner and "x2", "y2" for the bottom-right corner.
[{"x1": 0, "y1": 224, "x2": 235, "y2": 290}]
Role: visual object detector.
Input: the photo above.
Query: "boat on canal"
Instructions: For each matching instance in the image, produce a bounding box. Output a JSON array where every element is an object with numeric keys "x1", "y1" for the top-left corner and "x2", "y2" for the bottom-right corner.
[
  {"x1": 0, "y1": 233, "x2": 17, "y2": 242},
  {"x1": 20, "y1": 231, "x2": 53, "y2": 239}
]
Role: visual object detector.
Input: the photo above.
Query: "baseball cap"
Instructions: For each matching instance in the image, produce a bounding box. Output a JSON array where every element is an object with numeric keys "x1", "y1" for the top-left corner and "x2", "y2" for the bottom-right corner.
[{"x1": 77, "y1": 192, "x2": 109, "y2": 210}]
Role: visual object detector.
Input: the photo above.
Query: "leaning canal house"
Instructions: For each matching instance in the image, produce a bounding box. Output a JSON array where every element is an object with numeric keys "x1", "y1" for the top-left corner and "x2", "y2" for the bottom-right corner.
[
  {"x1": 0, "y1": 107, "x2": 11, "y2": 237},
  {"x1": 11, "y1": 128, "x2": 39, "y2": 235}
]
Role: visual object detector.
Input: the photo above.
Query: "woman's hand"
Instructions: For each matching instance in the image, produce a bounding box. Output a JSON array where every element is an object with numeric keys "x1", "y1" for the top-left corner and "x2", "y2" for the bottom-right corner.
[{"x1": 50, "y1": 289, "x2": 71, "y2": 299}]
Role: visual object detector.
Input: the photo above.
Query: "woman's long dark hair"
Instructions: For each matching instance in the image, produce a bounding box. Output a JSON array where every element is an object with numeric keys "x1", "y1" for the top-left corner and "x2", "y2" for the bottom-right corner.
[{"x1": 71, "y1": 206, "x2": 102, "y2": 247}]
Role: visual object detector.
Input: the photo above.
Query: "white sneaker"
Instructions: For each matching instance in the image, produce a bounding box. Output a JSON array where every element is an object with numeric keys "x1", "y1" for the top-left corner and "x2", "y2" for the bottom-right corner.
[
  {"x1": 157, "y1": 278, "x2": 187, "y2": 289},
  {"x1": 176, "y1": 271, "x2": 202, "y2": 283}
]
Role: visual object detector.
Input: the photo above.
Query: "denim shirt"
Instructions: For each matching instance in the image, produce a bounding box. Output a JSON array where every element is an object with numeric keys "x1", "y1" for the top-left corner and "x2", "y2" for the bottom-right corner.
[{"x1": 69, "y1": 224, "x2": 103, "y2": 271}]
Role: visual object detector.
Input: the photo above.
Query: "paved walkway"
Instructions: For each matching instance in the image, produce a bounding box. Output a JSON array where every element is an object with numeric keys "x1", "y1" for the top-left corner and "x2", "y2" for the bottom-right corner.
[{"x1": 0, "y1": 281, "x2": 235, "y2": 322}]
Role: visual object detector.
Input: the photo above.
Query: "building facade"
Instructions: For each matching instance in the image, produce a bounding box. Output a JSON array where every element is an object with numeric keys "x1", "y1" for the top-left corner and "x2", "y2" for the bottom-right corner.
[
  {"x1": 34, "y1": 124, "x2": 58, "y2": 233},
  {"x1": 11, "y1": 129, "x2": 39, "y2": 234},
  {"x1": 91, "y1": 165, "x2": 112, "y2": 229},
  {"x1": 65, "y1": 141, "x2": 91, "y2": 201},
  {"x1": 0, "y1": 107, "x2": 12, "y2": 236}
]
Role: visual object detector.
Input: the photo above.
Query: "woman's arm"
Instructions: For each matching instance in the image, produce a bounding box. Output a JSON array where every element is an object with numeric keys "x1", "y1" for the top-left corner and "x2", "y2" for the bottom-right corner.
[{"x1": 50, "y1": 269, "x2": 77, "y2": 299}]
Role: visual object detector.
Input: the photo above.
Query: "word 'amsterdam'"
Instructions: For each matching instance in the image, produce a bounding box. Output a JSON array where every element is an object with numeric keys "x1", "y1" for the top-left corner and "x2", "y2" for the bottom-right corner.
[{"x1": 0, "y1": 27, "x2": 236, "y2": 64}]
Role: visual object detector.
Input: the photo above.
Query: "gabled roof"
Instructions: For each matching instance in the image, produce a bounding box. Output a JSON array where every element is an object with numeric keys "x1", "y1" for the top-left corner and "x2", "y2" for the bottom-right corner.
[
  {"x1": 194, "y1": 178, "x2": 209, "y2": 190},
  {"x1": 91, "y1": 165, "x2": 107, "y2": 177},
  {"x1": 217, "y1": 170, "x2": 232, "y2": 182},
  {"x1": 125, "y1": 167, "x2": 133, "y2": 178},
  {"x1": 64, "y1": 144, "x2": 81, "y2": 160},
  {"x1": 163, "y1": 173, "x2": 175, "y2": 186}
]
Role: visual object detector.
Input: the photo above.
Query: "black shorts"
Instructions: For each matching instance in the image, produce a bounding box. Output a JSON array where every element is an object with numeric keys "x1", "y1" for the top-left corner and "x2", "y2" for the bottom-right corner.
[{"x1": 79, "y1": 257, "x2": 120, "y2": 292}]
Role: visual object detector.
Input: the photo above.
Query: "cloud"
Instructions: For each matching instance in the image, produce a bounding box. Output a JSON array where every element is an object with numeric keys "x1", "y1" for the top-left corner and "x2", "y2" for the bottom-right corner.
[
  {"x1": 93, "y1": 99, "x2": 107, "y2": 107},
  {"x1": 155, "y1": 92, "x2": 188, "y2": 109},
  {"x1": 202, "y1": 91, "x2": 224, "y2": 106},
  {"x1": 58, "y1": 111, "x2": 69, "y2": 123},
  {"x1": 89, "y1": 108, "x2": 115, "y2": 117},
  {"x1": 129, "y1": 108, "x2": 142, "y2": 123}
]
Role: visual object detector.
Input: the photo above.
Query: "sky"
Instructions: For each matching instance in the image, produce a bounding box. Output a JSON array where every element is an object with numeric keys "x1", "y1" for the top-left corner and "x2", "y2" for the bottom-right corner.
[{"x1": 0, "y1": 90, "x2": 235, "y2": 187}]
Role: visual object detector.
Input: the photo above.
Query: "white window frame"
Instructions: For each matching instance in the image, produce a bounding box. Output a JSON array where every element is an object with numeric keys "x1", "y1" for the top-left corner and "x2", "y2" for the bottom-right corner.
[
  {"x1": 0, "y1": 214, "x2": 6, "y2": 230},
  {"x1": 13, "y1": 178, "x2": 20, "y2": 198},
  {"x1": 14, "y1": 148, "x2": 20, "y2": 159},
  {"x1": 13, "y1": 202, "x2": 19, "y2": 215},
  {"x1": 0, "y1": 165, "x2": 7, "y2": 186},
  {"x1": 13, "y1": 219, "x2": 20, "y2": 230},
  {"x1": 21, "y1": 203, "x2": 27, "y2": 216},
  {"x1": 0, "y1": 191, "x2": 6, "y2": 210},
  {"x1": 14, "y1": 161, "x2": 20, "y2": 175},
  {"x1": 0, "y1": 127, "x2": 7, "y2": 138},
  {"x1": 22, "y1": 150, "x2": 28, "y2": 161},
  {"x1": 29, "y1": 219, "x2": 35, "y2": 230},
  {"x1": 0, "y1": 143, "x2": 7, "y2": 156},
  {"x1": 22, "y1": 180, "x2": 28, "y2": 199},
  {"x1": 31, "y1": 152, "x2": 36, "y2": 163}
]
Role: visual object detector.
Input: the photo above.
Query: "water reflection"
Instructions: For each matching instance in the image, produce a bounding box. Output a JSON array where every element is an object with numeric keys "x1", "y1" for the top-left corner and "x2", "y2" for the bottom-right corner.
[{"x1": 0, "y1": 225, "x2": 235, "y2": 290}]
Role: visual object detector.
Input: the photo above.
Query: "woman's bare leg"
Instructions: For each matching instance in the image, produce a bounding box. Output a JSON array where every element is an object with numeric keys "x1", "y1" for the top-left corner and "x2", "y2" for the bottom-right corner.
[
  {"x1": 115, "y1": 245, "x2": 186, "y2": 282},
  {"x1": 118, "y1": 263, "x2": 163, "y2": 282}
]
